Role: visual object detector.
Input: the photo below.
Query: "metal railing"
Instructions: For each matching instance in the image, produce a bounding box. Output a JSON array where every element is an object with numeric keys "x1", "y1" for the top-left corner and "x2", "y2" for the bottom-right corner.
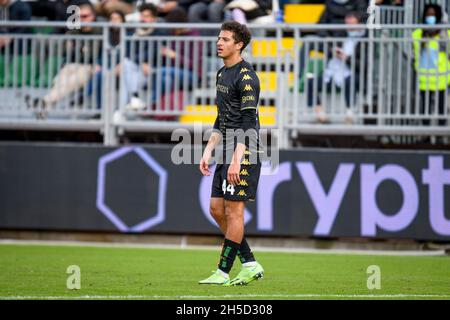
[
  {"x1": 379, "y1": 5, "x2": 406, "y2": 25},
  {"x1": 0, "y1": 21, "x2": 449, "y2": 147}
]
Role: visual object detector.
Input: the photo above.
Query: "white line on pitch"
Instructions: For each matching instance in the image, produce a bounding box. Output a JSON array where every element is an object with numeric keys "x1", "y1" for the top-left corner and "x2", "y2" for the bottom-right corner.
[
  {"x1": 2, "y1": 294, "x2": 450, "y2": 300},
  {"x1": 0, "y1": 239, "x2": 446, "y2": 256}
]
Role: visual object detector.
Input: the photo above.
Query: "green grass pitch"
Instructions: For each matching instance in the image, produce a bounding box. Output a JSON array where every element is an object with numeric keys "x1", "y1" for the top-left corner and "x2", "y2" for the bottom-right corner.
[{"x1": 0, "y1": 243, "x2": 449, "y2": 300}]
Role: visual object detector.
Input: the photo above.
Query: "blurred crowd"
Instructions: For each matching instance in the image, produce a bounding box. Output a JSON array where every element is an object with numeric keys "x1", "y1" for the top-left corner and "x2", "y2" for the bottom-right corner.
[
  {"x1": 0, "y1": 0, "x2": 278, "y2": 26},
  {"x1": 0, "y1": 0, "x2": 408, "y2": 26},
  {"x1": 0, "y1": 0, "x2": 448, "y2": 129}
]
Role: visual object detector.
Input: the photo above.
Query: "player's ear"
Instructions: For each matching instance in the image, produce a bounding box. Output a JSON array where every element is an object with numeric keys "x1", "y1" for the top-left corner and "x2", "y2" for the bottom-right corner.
[{"x1": 236, "y1": 41, "x2": 244, "y2": 51}]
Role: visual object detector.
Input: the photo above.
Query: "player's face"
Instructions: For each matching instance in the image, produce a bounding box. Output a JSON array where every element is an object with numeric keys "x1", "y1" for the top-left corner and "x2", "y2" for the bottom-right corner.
[{"x1": 217, "y1": 30, "x2": 242, "y2": 59}]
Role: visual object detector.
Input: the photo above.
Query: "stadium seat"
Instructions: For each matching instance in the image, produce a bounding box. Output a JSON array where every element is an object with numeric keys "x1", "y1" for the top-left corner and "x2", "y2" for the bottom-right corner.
[
  {"x1": 297, "y1": 55, "x2": 325, "y2": 92},
  {"x1": 151, "y1": 90, "x2": 184, "y2": 121},
  {"x1": 284, "y1": 4, "x2": 325, "y2": 24},
  {"x1": 0, "y1": 55, "x2": 36, "y2": 87},
  {"x1": 0, "y1": 54, "x2": 62, "y2": 88},
  {"x1": 251, "y1": 38, "x2": 295, "y2": 57},
  {"x1": 257, "y1": 71, "x2": 295, "y2": 92}
]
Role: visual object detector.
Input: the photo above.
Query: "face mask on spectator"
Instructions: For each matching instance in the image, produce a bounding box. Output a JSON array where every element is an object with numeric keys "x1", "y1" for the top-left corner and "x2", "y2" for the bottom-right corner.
[
  {"x1": 347, "y1": 30, "x2": 365, "y2": 37},
  {"x1": 425, "y1": 16, "x2": 437, "y2": 25}
]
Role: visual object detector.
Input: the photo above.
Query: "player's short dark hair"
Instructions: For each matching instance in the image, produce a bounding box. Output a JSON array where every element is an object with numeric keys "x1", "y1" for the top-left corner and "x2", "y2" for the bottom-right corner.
[
  {"x1": 139, "y1": 3, "x2": 158, "y2": 17},
  {"x1": 220, "y1": 21, "x2": 251, "y2": 53}
]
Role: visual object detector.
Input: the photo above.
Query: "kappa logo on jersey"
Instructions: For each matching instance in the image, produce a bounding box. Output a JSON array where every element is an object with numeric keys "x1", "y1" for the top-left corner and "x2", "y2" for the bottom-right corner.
[
  {"x1": 240, "y1": 68, "x2": 250, "y2": 74},
  {"x1": 238, "y1": 180, "x2": 248, "y2": 187},
  {"x1": 240, "y1": 169, "x2": 249, "y2": 176},
  {"x1": 241, "y1": 159, "x2": 251, "y2": 165},
  {"x1": 237, "y1": 190, "x2": 247, "y2": 197},
  {"x1": 243, "y1": 84, "x2": 253, "y2": 91},
  {"x1": 242, "y1": 74, "x2": 253, "y2": 81},
  {"x1": 244, "y1": 150, "x2": 252, "y2": 155}
]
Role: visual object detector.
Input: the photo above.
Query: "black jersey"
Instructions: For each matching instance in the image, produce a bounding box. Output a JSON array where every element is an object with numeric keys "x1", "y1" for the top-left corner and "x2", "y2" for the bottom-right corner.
[{"x1": 213, "y1": 60, "x2": 261, "y2": 155}]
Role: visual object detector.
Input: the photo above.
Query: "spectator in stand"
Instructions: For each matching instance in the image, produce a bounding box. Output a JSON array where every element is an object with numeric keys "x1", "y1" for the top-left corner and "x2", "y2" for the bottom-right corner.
[
  {"x1": 127, "y1": 0, "x2": 191, "y2": 21},
  {"x1": 85, "y1": 9, "x2": 126, "y2": 108},
  {"x1": 36, "y1": 2, "x2": 102, "y2": 112},
  {"x1": 22, "y1": 0, "x2": 78, "y2": 33},
  {"x1": 224, "y1": 0, "x2": 273, "y2": 25},
  {"x1": 0, "y1": 0, "x2": 32, "y2": 89},
  {"x1": 22, "y1": 0, "x2": 67, "y2": 21},
  {"x1": 188, "y1": 0, "x2": 226, "y2": 25},
  {"x1": 175, "y1": 0, "x2": 198, "y2": 15},
  {"x1": 318, "y1": 0, "x2": 369, "y2": 37},
  {"x1": 95, "y1": 0, "x2": 136, "y2": 17},
  {"x1": 298, "y1": 0, "x2": 369, "y2": 86},
  {"x1": 306, "y1": 11, "x2": 368, "y2": 123},
  {"x1": 108, "y1": 10, "x2": 125, "y2": 47},
  {"x1": 0, "y1": 0, "x2": 32, "y2": 45},
  {"x1": 375, "y1": 0, "x2": 403, "y2": 6},
  {"x1": 150, "y1": 6, "x2": 202, "y2": 115},
  {"x1": 412, "y1": 4, "x2": 450, "y2": 128},
  {"x1": 154, "y1": 0, "x2": 179, "y2": 19},
  {"x1": 121, "y1": 2, "x2": 162, "y2": 110}
]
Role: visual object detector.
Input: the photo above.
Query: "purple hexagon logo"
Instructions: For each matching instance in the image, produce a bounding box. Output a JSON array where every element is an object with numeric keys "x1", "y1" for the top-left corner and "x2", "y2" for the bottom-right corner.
[{"x1": 96, "y1": 146, "x2": 167, "y2": 232}]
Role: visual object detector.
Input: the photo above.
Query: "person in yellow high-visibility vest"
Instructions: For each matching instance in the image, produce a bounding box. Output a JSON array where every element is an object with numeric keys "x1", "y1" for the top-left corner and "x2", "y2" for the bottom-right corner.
[{"x1": 412, "y1": 4, "x2": 450, "y2": 126}]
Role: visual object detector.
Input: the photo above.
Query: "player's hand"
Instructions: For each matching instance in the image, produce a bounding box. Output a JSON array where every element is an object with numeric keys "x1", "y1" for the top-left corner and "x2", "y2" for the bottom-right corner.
[
  {"x1": 199, "y1": 156, "x2": 211, "y2": 176},
  {"x1": 227, "y1": 163, "x2": 241, "y2": 186}
]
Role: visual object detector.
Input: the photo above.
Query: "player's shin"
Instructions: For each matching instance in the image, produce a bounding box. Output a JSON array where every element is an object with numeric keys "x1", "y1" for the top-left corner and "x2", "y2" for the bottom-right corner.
[{"x1": 237, "y1": 237, "x2": 256, "y2": 265}]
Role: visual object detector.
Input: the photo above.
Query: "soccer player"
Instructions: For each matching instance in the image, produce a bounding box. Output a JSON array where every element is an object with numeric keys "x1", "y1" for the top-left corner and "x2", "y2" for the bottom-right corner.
[{"x1": 198, "y1": 21, "x2": 264, "y2": 286}]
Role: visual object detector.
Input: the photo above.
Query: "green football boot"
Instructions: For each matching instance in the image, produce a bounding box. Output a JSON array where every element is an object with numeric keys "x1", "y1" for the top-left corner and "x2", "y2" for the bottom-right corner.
[
  {"x1": 227, "y1": 262, "x2": 264, "y2": 286},
  {"x1": 198, "y1": 270, "x2": 230, "y2": 285}
]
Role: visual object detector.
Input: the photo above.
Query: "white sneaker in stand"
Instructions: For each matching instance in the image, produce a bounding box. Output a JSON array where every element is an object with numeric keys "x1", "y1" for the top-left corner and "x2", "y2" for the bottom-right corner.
[
  {"x1": 345, "y1": 109, "x2": 354, "y2": 124},
  {"x1": 314, "y1": 105, "x2": 328, "y2": 123},
  {"x1": 126, "y1": 97, "x2": 146, "y2": 110},
  {"x1": 113, "y1": 110, "x2": 125, "y2": 124}
]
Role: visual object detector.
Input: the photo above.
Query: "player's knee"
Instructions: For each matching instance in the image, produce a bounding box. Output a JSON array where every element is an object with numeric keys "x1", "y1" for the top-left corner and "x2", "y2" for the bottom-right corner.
[
  {"x1": 224, "y1": 204, "x2": 243, "y2": 222},
  {"x1": 210, "y1": 204, "x2": 224, "y2": 220}
]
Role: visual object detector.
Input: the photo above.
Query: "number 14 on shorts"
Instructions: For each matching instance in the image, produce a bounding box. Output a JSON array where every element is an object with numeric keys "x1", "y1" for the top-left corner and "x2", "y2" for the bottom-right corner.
[{"x1": 222, "y1": 179, "x2": 235, "y2": 195}]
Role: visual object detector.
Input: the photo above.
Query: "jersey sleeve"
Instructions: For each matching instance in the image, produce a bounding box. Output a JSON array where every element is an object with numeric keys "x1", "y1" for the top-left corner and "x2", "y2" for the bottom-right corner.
[
  {"x1": 213, "y1": 116, "x2": 219, "y2": 130},
  {"x1": 237, "y1": 69, "x2": 260, "y2": 131},
  {"x1": 236, "y1": 69, "x2": 260, "y2": 147},
  {"x1": 238, "y1": 70, "x2": 260, "y2": 112},
  {"x1": 213, "y1": 67, "x2": 224, "y2": 131}
]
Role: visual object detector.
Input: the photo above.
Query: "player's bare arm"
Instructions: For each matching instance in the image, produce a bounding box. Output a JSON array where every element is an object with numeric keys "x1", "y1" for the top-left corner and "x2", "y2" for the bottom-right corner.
[
  {"x1": 199, "y1": 131, "x2": 221, "y2": 176},
  {"x1": 227, "y1": 143, "x2": 246, "y2": 186}
]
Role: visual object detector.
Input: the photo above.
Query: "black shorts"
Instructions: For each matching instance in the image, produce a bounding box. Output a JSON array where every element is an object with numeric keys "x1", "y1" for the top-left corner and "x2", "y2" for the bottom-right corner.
[{"x1": 211, "y1": 159, "x2": 261, "y2": 202}]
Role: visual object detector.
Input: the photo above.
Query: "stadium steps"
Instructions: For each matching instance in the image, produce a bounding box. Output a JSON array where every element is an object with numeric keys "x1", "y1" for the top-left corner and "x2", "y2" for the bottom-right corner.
[
  {"x1": 251, "y1": 38, "x2": 295, "y2": 58},
  {"x1": 179, "y1": 105, "x2": 276, "y2": 127}
]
